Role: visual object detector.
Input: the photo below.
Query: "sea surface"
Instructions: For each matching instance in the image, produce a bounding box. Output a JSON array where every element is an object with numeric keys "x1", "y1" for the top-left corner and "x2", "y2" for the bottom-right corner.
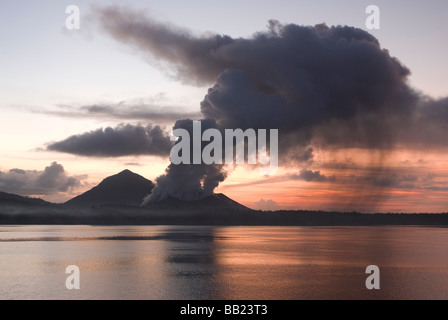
[{"x1": 0, "y1": 225, "x2": 447, "y2": 300}]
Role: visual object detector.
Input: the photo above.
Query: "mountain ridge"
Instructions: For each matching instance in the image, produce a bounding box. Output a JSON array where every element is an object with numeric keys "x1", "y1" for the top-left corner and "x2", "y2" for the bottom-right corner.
[{"x1": 0, "y1": 191, "x2": 53, "y2": 207}]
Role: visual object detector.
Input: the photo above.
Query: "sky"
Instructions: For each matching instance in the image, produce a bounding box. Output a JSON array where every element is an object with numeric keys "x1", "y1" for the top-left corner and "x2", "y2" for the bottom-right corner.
[{"x1": 0, "y1": 0, "x2": 447, "y2": 212}]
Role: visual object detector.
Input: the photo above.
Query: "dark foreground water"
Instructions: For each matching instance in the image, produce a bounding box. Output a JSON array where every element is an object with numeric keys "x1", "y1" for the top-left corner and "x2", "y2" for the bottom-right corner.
[{"x1": 0, "y1": 225, "x2": 447, "y2": 300}]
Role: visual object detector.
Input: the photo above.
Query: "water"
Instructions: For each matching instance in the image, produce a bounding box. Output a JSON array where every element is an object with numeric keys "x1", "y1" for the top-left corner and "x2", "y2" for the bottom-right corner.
[{"x1": 0, "y1": 225, "x2": 447, "y2": 300}]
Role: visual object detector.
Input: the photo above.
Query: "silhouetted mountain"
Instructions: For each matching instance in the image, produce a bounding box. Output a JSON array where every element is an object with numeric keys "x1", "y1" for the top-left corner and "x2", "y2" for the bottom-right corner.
[
  {"x1": 144, "y1": 193, "x2": 251, "y2": 211},
  {"x1": 0, "y1": 191, "x2": 52, "y2": 207},
  {"x1": 65, "y1": 169, "x2": 154, "y2": 208}
]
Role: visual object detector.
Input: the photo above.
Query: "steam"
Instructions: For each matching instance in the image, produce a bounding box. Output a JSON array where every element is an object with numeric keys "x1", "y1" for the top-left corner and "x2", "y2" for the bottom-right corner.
[{"x1": 146, "y1": 119, "x2": 227, "y2": 202}]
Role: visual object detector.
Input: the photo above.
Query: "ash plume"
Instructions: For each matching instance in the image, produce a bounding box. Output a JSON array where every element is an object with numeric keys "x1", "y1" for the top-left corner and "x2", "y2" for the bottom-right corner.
[
  {"x1": 95, "y1": 6, "x2": 448, "y2": 205},
  {"x1": 145, "y1": 119, "x2": 227, "y2": 202}
]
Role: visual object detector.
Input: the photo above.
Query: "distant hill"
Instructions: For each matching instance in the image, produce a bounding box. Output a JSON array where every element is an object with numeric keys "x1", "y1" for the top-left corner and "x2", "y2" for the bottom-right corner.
[
  {"x1": 64, "y1": 169, "x2": 154, "y2": 208},
  {"x1": 0, "y1": 191, "x2": 52, "y2": 207}
]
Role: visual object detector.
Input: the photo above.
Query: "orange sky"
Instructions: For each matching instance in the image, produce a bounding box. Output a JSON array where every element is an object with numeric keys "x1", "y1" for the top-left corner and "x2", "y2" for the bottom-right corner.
[{"x1": 216, "y1": 148, "x2": 448, "y2": 213}]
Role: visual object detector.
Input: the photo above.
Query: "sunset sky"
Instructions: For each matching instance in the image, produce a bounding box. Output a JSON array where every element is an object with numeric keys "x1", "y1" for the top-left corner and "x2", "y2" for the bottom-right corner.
[{"x1": 1, "y1": 0, "x2": 448, "y2": 212}]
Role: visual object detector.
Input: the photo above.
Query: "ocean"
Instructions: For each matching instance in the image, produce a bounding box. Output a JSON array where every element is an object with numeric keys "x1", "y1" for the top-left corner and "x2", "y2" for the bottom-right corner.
[{"x1": 0, "y1": 225, "x2": 447, "y2": 300}]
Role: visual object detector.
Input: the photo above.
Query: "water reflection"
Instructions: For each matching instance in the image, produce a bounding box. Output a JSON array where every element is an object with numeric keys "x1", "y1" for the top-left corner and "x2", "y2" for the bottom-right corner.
[
  {"x1": 0, "y1": 226, "x2": 447, "y2": 299},
  {"x1": 161, "y1": 227, "x2": 224, "y2": 299}
]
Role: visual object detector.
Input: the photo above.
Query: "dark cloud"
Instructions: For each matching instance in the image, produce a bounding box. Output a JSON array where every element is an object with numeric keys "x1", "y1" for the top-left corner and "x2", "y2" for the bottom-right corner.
[
  {"x1": 123, "y1": 162, "x2": 144, "y2": 167},
  {"x1": 47, "y1": 123, "x2": 172, "y2": 157},
  {"x1": 220, "y1": 170, "x2": 336, "y2": 191},
  {"x1": 0, "y1": 162, "x2": 85, "y2": 196},
  {"x1": 95, "y1": 6, "x2": 233, "y2": 86},
  {"x1": 289, "y1": 169, "x2": 335, "y2": 182},
  {"x1": 81, "y1": 104, "x2": 201, "y2": 122},
  {"x1": 34, "y1": 103, "x2": 201, "y2": 124},
  {"x1": 361, "y1": 172, "x2": 437, "y2": 189},
  {"x1": 320, "y1": 159, "x2": 358, "y2": 170},
  {"x1": 95, "y1": 6, "x2": 448, "y2": 203},
  {"x1": 370, "y1": 173, "x2": 419, "y2": 188}
]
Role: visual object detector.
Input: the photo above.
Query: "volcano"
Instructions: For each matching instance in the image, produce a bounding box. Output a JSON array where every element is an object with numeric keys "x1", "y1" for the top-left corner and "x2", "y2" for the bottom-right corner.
[
  {"x1": 144, "y1": 193, "x2": 251, "y2": 212},
  {"x1": 64, "y1": 169, "x2": 250, "y2": 213},
  {"x1": 65, "y1": 169, "x2": 154, "y2": 208}
]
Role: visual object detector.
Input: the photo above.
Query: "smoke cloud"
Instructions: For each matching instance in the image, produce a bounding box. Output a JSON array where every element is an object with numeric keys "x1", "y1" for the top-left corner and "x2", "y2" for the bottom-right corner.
[
  {"x1": 146, "y1": 119, "x2": 227, "y2": 202},
  {"x1": 95, "y1": 6, "x2": 448, "y2": 203}
]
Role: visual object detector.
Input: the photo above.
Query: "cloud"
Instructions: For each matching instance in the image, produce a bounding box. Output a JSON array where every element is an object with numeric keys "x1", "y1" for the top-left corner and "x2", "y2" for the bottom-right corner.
[
  {"x1": 370, "y1": 173, "x2": 419, "y2": 188},
  {"x1": 34, "y1": 102, "x2": 201, "y2": 124},
  {"x1": 81, "y1": 104, "x2": 201, "y2": 122},
  {"x1": 0, "y1": 162, "x2": 86, "y2": 197},
  {"x1": 253, "y1": 199, "x2": 282, "y2": 211},
  {"x1": 289, "y1": 169, "x2": 335, "y2": 182},
  {"x1": 95, "y1": 6, "x2": 231, "y2": 86},
  {"x1": 361, "y1": 172, "x2": 438, "y2": 189},
  {"x1": 220, "y1": 170, "x2": 336, "y2": 190},
  {"x1": 47, "y1": 123, "x2": 172, "y2": 157},
  {"x1": 123, "y1": 162, "x2": 144, "y2": 167}
]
